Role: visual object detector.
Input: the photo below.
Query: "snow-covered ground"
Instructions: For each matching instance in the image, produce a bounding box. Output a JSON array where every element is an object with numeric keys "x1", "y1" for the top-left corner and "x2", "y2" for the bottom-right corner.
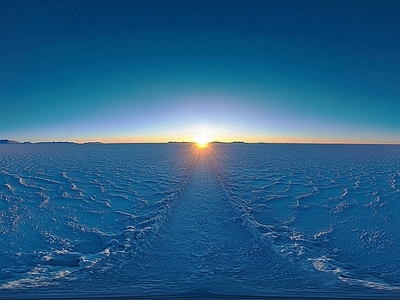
[{"x1": 0, "y1": 143, "x2": 399, "y2": 299}]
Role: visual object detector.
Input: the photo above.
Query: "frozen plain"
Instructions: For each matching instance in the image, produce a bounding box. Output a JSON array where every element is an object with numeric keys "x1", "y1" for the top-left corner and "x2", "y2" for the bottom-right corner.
[{"x1": 0, "y1": 143, "x2": 399, "y2": 299}]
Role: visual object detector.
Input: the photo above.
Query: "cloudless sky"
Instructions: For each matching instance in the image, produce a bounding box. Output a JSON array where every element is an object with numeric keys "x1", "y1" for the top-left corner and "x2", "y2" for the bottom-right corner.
[{"x1": 1, "y1": 0, "x2": 399, "y2": 143}]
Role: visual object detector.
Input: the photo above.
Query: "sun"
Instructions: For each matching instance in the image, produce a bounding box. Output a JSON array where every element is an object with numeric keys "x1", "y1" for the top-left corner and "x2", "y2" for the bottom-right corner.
[{"x1": 195, "y1": 134, "x2": 211, "y2": 148}]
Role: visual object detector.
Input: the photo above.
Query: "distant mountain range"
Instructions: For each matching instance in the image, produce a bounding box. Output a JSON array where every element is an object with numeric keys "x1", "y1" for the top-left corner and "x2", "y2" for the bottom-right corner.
[
  {"x1": 0, "y1": 139, "x2": 104, "y2": 145},
  {"x1": 0, "y1": 139, "x2": 21, "y2": 144}
]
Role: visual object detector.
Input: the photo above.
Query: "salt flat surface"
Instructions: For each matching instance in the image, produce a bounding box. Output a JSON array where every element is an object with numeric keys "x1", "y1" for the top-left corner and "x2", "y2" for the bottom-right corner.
[{"x1": 0, "y1": 143, "x2": 399, "y2": 299}]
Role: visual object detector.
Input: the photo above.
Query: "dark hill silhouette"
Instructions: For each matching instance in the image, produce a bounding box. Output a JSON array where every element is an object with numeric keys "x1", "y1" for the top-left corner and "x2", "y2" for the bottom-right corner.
[{"x1": 0, "y1": 139, "x2": 20, "y2": 144}]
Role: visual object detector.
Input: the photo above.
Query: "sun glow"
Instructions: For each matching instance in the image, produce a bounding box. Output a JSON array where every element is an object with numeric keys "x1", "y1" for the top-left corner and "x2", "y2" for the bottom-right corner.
[{"x1": 195, "y1": 134, "x2": 211, "y2": 148}]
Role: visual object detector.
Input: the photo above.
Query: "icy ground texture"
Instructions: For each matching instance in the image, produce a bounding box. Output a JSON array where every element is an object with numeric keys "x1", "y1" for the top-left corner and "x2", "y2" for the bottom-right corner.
[{"x1": 0, "y1": 143, "x2": 399, "y2": 298}]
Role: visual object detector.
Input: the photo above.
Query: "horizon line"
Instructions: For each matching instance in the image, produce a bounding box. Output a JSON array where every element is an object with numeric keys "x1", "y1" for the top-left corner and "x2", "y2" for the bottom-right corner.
[{"x1": 1, "y1": 139, "x2": 399, "y2": 146}]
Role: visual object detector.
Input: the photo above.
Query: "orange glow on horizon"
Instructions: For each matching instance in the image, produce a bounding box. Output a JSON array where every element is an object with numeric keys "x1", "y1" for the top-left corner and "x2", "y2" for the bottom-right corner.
[
  {"x1": 196, "y1": 141, "x2": 209, "y2": 148},
  {"x1": 68, "y1": 132, "x2": 398, "y2": 145},
  {"x1": 194, "y1": 131, "x2": 212, "y2": 148}
]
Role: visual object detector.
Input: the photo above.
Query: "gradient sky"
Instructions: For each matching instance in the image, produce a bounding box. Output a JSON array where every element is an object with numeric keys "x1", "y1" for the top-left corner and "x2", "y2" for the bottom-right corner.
[{"x1": 1, "y1": 0, "x2": 399, "y2": 143}]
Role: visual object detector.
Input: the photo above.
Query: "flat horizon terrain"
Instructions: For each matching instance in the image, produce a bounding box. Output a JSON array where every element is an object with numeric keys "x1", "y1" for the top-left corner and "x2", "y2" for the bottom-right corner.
[
  {"x1": 1, "y1": 139, "x2": 400, "y2": 145},
  {"x1": 1, "y1": 143, "x2": 399, "y2": 299}
]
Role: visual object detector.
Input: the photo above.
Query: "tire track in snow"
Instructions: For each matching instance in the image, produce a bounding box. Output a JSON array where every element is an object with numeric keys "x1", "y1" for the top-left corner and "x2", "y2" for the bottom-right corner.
[{"x1": 135, "y1": 147, "x2": 284, "y2": 296}]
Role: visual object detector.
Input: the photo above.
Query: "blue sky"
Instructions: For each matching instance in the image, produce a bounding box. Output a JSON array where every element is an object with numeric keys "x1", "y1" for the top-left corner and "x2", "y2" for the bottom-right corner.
[{"x1": 1, "y1": 0, "x2": 399, "y2": 143}]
